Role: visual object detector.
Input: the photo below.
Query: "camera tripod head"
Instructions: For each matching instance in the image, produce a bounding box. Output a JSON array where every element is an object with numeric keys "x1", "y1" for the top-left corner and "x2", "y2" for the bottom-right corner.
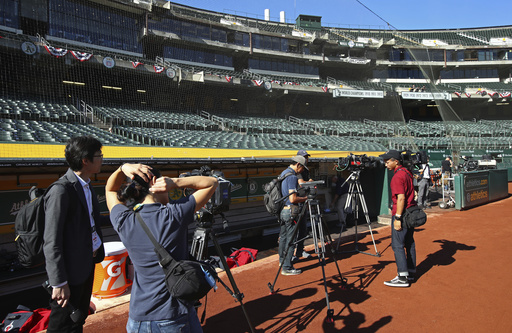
[{"x1": 194, "y1": 208, "x2": 230, "y2": 233}]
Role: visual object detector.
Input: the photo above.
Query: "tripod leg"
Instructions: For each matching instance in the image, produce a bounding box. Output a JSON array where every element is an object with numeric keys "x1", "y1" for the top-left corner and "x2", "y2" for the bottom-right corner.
[
  {"x1": 321, "y1": 219, "x2": 348, "y2": 286},
  {"x1": 268, "y1": 205, "x2": 307, "y2": 294},
  {"x1": 355, "y1": 182, "x2": 380, "y2": 257},
  {"x1": 336, "y1": 181, "x2": 356, "y2": 250},
  {"x1": 209, "y1": 229, "x2": 256, "y2": 333},
  {"x1": 338, "y1": 173, "x2": 381, "y2": 257},
  {"x1": 309, "y1": 201, "x2": 341, "y2": 322}
]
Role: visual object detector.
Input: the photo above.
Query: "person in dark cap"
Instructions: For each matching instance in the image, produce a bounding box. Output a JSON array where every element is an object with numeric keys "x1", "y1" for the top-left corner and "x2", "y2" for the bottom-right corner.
[
  {"x1": 278, "y1": 155, "x2": 309, "y2": 275},
  {"x1": 379, "y1": 150, "x2": 417, "y2": 287},
  {"x1": 292, "y1": 150, "x2": 313, "y2": 263}
]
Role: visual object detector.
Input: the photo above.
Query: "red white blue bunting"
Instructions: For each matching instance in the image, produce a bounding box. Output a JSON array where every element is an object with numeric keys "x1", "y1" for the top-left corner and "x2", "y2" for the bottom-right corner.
[
  {"x1": 44, "y1": 45, "x2": 68, "y2": 57},
  {"x1": 70, "y1": 51, "x2": 93, "y2": 62}
]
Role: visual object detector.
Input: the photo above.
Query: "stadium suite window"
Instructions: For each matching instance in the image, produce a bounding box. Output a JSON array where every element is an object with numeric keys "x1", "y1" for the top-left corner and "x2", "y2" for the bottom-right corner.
[
  {"x1": 234, "y1": 32, "x2": 249, "y2": 47},
  {"x1": 263, "y1": 36, "x2": 272, "y2": 50},
  {"x1": 478, "y1": 50, "x2": 497, "y2": 61},
  {"x1": 1, "y1": 0, "x2": 18, "y2": 28},
  {"x1": 212, "y1": 28, "x2": 227, "y2": 43},
  {"x1": 181, "y1": 22, "x2": 196, "y2": 37},
  {"x1": 196, "y1": 25, "x2": 209, "y2": 39},
  {"x1": 281, "y1": 39, "x2": 288, "y2": 52},
  {"x1": 252, "y1": 34, "x2": 261, "y2": 49}
]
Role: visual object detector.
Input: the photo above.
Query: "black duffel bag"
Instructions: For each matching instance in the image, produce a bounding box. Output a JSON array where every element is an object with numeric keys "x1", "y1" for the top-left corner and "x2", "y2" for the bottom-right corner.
[
  {"x1": 159, "y1": 254, "x2": 217, "y2": 303},
  {"x1": 403, "y1": 205, "x2": 427, "y2": 228},
  {"x1": 136, "y1": 212, "x2": 217, "y2": 303}
]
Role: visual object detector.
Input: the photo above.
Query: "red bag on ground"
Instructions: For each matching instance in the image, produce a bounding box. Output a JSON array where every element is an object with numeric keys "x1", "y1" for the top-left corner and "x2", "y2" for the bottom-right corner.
[
  {"x1": 1, "y1": 306, "x2": 51, "y2": 333},
  {"x1": 226, "y1": 247, "x2": 258, "y2": 269}
]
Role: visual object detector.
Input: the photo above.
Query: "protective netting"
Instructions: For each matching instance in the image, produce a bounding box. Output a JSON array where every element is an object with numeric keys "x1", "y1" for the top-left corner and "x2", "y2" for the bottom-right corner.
[{"x1": 1, "y1": 0, "x2": 512, "y2": 168}]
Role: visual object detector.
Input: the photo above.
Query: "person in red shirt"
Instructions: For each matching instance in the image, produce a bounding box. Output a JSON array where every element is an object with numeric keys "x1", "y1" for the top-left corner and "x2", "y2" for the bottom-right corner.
[{"x1": 380, "y1": 150, "x2": 417, "y2": 287}]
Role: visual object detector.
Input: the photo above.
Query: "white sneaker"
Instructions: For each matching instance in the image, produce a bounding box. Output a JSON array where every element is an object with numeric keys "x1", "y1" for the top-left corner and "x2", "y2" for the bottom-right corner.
[
  {"x1": 302, "y1": 251, "x2": 312, "y2": 259},
  {"x1": 384, "y1": 276, "x2": 409, "y2": 287}
]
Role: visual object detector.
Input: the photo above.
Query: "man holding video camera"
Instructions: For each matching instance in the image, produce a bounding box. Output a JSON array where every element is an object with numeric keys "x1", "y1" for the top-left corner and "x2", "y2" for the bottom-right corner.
[
  {"x1": 380, "y1": 150, "x2": 417, "y2": 288},
  {"x1": 279, "y1": 155, "x2": 309, "y2": 276}
]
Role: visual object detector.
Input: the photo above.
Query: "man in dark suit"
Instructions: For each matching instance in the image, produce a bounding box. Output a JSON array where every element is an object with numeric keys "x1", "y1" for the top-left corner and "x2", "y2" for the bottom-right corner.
[{"x1": 43, "y1": 136, "x2": 106, "y2": 332}]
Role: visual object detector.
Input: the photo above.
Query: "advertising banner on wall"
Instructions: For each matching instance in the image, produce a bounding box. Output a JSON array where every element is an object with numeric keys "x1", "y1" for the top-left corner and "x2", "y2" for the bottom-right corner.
[
  {"x1": 402, "y1": 91, "x2": 452, "y2": 101},
  {"x1": 333, "y1": 89, "x2": 384, "y2": 99},
  {"x1": 462, "y1": 172, "x2": 489, "y2": 208}
]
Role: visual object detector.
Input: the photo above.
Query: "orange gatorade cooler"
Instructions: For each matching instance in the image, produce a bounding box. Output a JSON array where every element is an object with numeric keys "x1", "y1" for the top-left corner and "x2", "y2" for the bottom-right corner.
[{"x1": 92, "y1": 241, "x2": 132, "y2": 299}]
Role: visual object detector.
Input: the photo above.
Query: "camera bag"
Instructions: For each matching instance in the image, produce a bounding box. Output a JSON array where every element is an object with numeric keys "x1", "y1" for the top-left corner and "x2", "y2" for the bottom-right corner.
[
  {"x1": 14, "y1": 179, "x2": 69, "y2": 268},
  {"x1": 0, "y1": 305, "x2": 51, "y2": 333},
  {"x1": 135, "y1": 212, "x2": 218, "y2": 303},
  {"x1": 395, "y1": 168, "x2": 427, "y2": 228},
  {"x1": 263, "y1": 172, "x2": 294, "y2": 217},
  {"x1": 403, "y1": 205, "x2": 427, "y2": 228}
]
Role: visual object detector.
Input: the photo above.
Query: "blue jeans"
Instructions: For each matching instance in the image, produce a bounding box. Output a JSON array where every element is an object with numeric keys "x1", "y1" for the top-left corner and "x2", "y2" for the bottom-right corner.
[
  {"x1": 126, "y1": 311, "x2": 203, "y2": 333},
  {"x1": 391, "y1": 216, "x2": 416, "y2": 277},
  {"x1": 279, "y1": 208, "x2": 296, "y2": 270}
]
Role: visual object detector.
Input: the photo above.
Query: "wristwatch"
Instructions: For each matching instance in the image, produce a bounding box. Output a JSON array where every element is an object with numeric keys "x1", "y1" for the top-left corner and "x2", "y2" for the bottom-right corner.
[{"x1": 394, "y1": 214, "x2": 402, "y2": 221}]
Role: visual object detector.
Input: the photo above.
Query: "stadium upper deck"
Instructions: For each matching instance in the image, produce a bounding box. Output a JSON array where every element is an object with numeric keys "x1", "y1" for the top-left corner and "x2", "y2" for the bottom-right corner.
[{"x1": 1, "y1": 0, "x2": 512, "y2": 153}]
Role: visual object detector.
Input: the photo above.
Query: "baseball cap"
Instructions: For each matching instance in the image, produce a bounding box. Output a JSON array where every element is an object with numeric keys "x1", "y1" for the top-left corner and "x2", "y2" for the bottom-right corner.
[
  {"x1": 297, "y1": 149, "x2": 310, "y2": 157},
  {"x1": 291, "y1": 155, "x2": 309, "y2": 170},
  {"x1": 379, "y1": 150, "x2": 401, "y2": 161}
]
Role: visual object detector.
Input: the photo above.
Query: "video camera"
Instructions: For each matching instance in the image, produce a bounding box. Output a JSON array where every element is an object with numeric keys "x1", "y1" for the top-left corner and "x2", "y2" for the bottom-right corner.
[
  {"x1": 337, "y1": 154, "x2": 383, "y2": 171},
  {"x1": 298, "y1": 180, "x2": 325, "y2": 199},
  {"x1": 458, "y1": 155, "x2": 496, "y2": 172},
  {"x1": 180, "y1": 165, "x2": 231, "y2": 219},
  {"x1": 400, "y1": 150, "x2": 428, "y2": 170}
]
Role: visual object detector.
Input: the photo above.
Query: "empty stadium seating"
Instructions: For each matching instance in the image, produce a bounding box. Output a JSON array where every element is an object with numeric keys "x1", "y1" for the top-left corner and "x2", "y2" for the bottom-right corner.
[{"x1": 2, "y1": 96, "x2": 512, "y2": 151}]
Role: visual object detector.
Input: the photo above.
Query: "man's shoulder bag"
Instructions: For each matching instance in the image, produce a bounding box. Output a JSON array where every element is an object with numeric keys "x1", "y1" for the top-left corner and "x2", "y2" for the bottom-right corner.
[
  {"x1": 135, "y1": 211, "x2": 218, "y2": 303},
  {"x1": 403, "y1": 205, "x2": 427, "y2": 228}
]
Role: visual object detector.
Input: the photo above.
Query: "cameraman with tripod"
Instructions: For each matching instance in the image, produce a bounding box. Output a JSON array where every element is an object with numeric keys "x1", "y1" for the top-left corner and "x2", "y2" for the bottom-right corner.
[
  {"x1": 293, "y1": 150, "x2": 314, "y2": 263},
  {"x1": 279, "y1": 155, "x2": 309, "y2": 276},
  {"x1": 380, "y1": 150, "x2": 417, "y2": 288}
]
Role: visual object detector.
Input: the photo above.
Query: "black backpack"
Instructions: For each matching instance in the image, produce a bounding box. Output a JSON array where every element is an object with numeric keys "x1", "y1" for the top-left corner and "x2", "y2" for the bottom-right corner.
[
  {"x1": 14, "y1": 180, "x2": 67, "y2": 268},
  {"x1": 263, "y1": 172, "x2": 294, "y2": 217}
]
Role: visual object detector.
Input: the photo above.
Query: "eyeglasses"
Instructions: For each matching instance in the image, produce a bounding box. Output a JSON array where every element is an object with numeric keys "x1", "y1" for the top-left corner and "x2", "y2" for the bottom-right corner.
[{"x1": 93, "y1": 154, "x2": 104, "y2": 159}]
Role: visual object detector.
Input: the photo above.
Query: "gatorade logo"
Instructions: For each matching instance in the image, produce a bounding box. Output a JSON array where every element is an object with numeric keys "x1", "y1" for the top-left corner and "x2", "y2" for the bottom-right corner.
[
  {"x1": 107, "y1": 260, "x2": 122, "y2": 277},
  {"x1": 99, "y1": 257, "x2": 127, "y2": 291}
]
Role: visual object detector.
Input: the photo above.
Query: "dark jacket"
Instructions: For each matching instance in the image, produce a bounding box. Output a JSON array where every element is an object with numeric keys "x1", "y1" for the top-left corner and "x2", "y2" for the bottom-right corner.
[{"x1": 43, "y1": 168, "x2": 105, "y2": 286}]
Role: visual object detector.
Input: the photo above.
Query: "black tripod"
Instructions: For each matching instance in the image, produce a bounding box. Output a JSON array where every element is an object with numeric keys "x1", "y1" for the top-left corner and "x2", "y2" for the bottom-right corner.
[
  {"x1": 267, "y1": 193, "x2": 348, "y2": 323},
  {"x1": 190, "y1": 212, "x2": 255, "y2": 333},
  {"x1": 336, "y1": 170, "x2": 381, "y2": 257}
]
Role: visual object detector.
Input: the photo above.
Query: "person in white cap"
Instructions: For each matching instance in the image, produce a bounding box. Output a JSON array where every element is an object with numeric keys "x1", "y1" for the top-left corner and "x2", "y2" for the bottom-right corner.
[
  {"x1": 278, "y1": 155, "x2": 309, "y2": 275},
  {"x1": 292, "y1": 150, "x2": 313, "y2": 263}
]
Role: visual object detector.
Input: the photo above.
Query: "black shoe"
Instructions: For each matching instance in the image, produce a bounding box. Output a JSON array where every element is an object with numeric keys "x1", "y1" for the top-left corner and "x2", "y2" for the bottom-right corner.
[
  {"x1": 291, "y1": 256, "x2": 299, "y2": 264},
  {"x1": 281, "y1": 268, "x2": 302, "y2": 276}
]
